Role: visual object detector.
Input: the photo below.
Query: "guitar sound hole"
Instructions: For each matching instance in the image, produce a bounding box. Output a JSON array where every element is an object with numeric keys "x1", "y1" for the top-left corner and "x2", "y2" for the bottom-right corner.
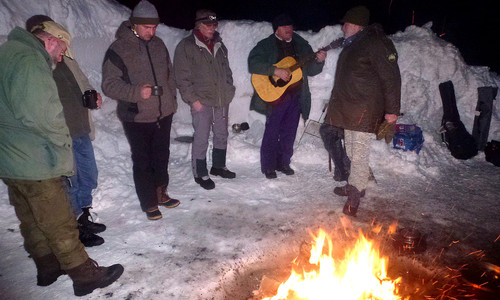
[{"x1": 269, "y1": 75, "x2": 291, "y2": 87}]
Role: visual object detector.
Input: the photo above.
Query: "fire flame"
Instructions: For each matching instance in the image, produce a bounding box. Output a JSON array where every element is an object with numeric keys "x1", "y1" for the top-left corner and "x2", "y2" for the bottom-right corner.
[{"x1": 263, "y1": 229, "x2": 403, "y2": 300}]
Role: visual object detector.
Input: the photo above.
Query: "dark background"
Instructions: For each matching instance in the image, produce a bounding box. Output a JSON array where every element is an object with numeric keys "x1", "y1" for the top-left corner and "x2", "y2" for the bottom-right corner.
[{"x1": 116, "y1": 0, "x2": 499, "y2": 73}]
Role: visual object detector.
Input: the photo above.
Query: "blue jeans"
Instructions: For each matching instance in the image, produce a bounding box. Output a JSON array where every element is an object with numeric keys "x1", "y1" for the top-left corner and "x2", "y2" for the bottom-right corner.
[{"x1": 68, "y1": 135, "x2": 98, "y2": 216}]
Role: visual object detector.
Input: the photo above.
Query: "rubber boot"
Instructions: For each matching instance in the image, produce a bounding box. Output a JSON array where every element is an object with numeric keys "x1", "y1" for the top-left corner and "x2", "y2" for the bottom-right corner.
[
  {"x1": 66, "y1": 258, "x2": 124, "y2": 296},
  {"x1": 342, "y1": 185, "x2": 362, "y2": 217},
  {"x1": 33, "y1": 253, "x2": 65, "y2": 286}
]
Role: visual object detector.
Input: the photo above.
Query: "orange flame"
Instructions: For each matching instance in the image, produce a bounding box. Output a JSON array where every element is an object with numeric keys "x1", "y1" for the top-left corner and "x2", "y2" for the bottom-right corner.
[{"x1": 263, "y1": 229, "x2": 404, "y2": 300}]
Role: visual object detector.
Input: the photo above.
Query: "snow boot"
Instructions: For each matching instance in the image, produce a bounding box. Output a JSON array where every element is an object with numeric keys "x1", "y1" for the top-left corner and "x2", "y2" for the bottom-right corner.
[
  {"x1": 78, "y1": 207, "x2": 106, "y2": 234},
  {"x1": 342, "y1": 185, "x2": 362, "y2": 217},
  {"x1": 156, "y1": 186, "x2": 180, "y2": 208},
  {"x1": 33, "y1": 253, "x2": 65, "y2": 286},
  {"x1": 145, "y1": 206, "x2": 162, "y2": 220},
  {"x1": 79, "y1": 227, "x2": 104, "y2": 247},
  {"x1": 277, "y1": 165, "x2": 294, "y2": 175},
  {"x1": 66, "y1": 258, "x2": 124, "y2": 297},
  {"x1": 195, "y1": 176, "x2": 215, "y2": 190},
  {"x1": 265, "y1": 171, "x2": 277, "y2": 179},
  {"x1": 210, "y1": 167, "x2": 236, "y2": 178},
  {"x1": 334, "y1": 184, "x2": 365, "y2": 197}
]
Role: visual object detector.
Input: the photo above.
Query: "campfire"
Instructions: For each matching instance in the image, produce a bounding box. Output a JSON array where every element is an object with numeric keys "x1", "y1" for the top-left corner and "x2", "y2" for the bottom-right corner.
[{"x1": 252, "y1": 227, "x2": 405, "y2": 300}]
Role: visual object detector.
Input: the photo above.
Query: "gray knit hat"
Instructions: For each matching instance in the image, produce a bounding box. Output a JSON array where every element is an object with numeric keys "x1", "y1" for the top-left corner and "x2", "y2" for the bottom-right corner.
[
  {"x1": 130, "y1": 0, "x2": 160, "y2": 25},
  {"x1": 195, "y1": 9, "x2": 217, "y2": 27},
  {"x1": 340, "y1": 6, "x2": 370, "y2": 27}
]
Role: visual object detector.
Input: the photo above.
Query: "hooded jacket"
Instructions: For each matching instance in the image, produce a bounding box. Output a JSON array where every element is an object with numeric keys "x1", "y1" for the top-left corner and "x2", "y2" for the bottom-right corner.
[
  {"x1": 325, "y1": 24, "x2": 401, "y2": 133},
  {"x1": 248, "y1": 33, "x2": 325, "y2": 120},
  {"x1": 102, "y1": 21, "x2": 177, "y2": 123},
  {"x1": 0, "y1": 27, "x2": 73, "y2": 180},
  {"x1": 173, "y1": 32, "x2": 235, "y2": 107}
]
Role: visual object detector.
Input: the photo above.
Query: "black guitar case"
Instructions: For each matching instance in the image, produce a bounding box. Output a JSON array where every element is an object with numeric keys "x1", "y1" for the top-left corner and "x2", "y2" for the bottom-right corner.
[
  {"x1": 439, "y1": 81, "x2": 478, "y2": 160},
  {"x1": 472, "y1": 86, "x2": 498, "y2": 151}
]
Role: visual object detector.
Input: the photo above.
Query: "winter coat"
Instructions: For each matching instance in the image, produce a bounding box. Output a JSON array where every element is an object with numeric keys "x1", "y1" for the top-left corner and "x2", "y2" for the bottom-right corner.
[
  {"x1": 102, "y1": 21, "x2": 177, "y2": 123},
  {"x1": 248, "y1": 33, "x2": 325, "y2": 120},
  {"x1": 325, "y1": 24, "x2": 401, "y2": 133},
  {"x1": 64, "y1": 57, "x2": 97, "y2": 140},
  {"x1": 173, "y1": 32, "x2": 235, "y2": 107},
  {"x1": 0, "y1": 27, "x2": 73, "y2": 180}
]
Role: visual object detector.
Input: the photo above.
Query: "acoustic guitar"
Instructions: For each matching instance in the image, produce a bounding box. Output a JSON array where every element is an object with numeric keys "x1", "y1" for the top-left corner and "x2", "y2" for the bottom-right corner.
[{"x1": 251, "y1": 37, "x2": 344, "y2": 102}]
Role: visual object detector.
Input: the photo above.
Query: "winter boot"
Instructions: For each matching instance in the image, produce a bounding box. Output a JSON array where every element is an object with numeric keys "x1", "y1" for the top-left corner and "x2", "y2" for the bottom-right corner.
[
  {"x1": 66, "y1": 258, "x2": 124, "y2": 296},
  {"x1": 156, "y1": 186, "x2": 180, "y2": 208},
  {"x1": 265, "y1": 171, "x2": 277, "y2": 179},
  {"x1": 333, "y1": 184, "x2": 365, "y2": 197},
  {"x1": 79, "y1": 227, "x2": 104, "y2": 247},
  {"x1": 77, "y1": 207, "x2": 106, "y2": 234},
  {"x1": 276, "y1": 165, "x2": 294, "y2": 175},
  {"x1": 33, "y1": 253, "x2": 65, "y2": 286},
  {"x1": 146, "y1": 206, "x2": 162, "y2": 220},
  {"x1": 210, "y1": 167, "x2": 236, "y2": 178},
  {"x1": 342, "y1": 185, "x2": 362, "y2": 217},
  {"x1": 194, "y1": 159, "x2": 215, "y2": 189},
  {"x1": 195, "y1": 176, "x2": 215, "y2": 190}
]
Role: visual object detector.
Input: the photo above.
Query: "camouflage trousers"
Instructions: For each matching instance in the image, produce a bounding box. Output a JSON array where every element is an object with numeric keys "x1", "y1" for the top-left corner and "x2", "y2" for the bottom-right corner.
[
  {"x1": 344, "y1": 130, "x2": 374, "y2": 191},
  {"x1": 3, "y1": 177, "x2": 88, "y2": 270}
]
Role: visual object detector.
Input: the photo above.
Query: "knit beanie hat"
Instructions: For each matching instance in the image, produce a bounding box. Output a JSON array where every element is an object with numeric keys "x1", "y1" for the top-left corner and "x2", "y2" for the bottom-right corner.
[
  {"x1": 272, "y1": 14, "x2": 293, "y2": 32},
  {"x1": 195, "y1": 9, "x2": 217, "y2": 28},
  {"x1": 340, "y1": 6, "x2": 370, "y2": 26},
  {"x1": 130, "y1": 0, "x2": 160, "y2": 25}
]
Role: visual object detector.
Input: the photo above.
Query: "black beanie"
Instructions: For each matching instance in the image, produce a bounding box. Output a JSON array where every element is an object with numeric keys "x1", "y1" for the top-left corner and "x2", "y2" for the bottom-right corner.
[{"x1": 272, "y1": 14, "x2": 293, "y2": 32}]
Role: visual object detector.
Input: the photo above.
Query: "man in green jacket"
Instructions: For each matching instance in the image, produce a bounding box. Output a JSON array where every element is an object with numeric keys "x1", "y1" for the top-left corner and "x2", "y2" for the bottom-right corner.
[
  {"x1": 0, "y1": 23, "x2": 123, "y2": 296},
  {"x1": 248, "y1": 14, "x2": 326, "y2": 179},
  {"x1": 324, "y1": 6, "x2": 401, "y2": 216}
]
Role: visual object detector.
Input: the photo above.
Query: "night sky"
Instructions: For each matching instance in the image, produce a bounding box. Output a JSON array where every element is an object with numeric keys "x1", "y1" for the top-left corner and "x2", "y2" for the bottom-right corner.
[{"x1": 116, "y1": 0, "x2": 499, "y2": 73}]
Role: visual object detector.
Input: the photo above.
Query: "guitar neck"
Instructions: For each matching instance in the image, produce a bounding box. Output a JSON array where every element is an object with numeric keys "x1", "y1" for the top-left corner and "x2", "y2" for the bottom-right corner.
[{"x1": 289, "y1": 37, "x2": 345, "y2": 71}]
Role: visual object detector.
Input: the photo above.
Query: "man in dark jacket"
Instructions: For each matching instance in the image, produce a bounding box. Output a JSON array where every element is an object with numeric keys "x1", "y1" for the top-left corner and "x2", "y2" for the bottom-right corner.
[
  {"x1": 325, "y1": 6, "x2": 401, "y2": 216},
  {"x1": 174, "y1": 9, "x2": 236, "y2": 190},
  {"x1": 248, "y1": 14, "x2": 326, "y2": 179},
  {"x1": 102, "y1": 0, "x2": 180, "y2": 220},
  {"x1": 0, "y1": 22, "x2": 123, "y2": 296},
  {"x1": 26, "y1": 15, "x2": 107, "y2": 248}
]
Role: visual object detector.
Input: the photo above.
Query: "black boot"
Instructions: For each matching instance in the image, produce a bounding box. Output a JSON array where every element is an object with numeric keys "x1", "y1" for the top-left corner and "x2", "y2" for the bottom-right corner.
[
  {"x1": 79, "y1": 226, "x2": 104, "y2": 247},
  {"x1": 342, "y1": 185, "x2": 362, "y2": 217},
  {"x1": 211, "y1": 148, "x2": 236, "y2": 178},
  {"x1": 66, "y1": 258, "x2": 124, "y2": 296},
  {"x1": 33, "y1": 253, "x2": 65, "y2": 286},
  {"x1": 334, "y1": 184, "x2": 365, "y2": 197},
  {"x1": 78, "y1": 207, "x2": 106, "y2": 234},
  {"x1": 210, "y1": 167, "x2": 236, "y2": 178},
  {"x1": 194, "y1": 159, "x2": 215, "y2": 190}
]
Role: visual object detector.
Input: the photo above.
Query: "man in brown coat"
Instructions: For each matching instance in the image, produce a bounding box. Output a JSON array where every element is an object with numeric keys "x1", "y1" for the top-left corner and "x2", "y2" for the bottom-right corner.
[{"x1": 325, "y1": 6, "x2": 401, "y2": 216}]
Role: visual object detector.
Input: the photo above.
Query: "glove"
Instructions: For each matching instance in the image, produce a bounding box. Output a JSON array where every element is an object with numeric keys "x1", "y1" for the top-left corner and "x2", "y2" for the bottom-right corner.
[{"x1": 376, "y1": 120, "x2": 396, "y2": 144}]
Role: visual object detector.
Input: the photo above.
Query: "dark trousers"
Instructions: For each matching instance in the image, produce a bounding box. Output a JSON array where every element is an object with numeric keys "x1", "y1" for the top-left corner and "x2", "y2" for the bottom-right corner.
[
  {"x1": 260, "y1": 90, "x2": 301, "y2": 173},
  {"x1": 123, "y1": 114, "x2": 173, "y2": 212}
]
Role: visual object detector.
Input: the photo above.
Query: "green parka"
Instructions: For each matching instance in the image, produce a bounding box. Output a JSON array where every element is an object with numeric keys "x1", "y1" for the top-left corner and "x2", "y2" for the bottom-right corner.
[
  {"x1": 0, "y1": 27, "x2": 73, "y2": 180},
  {"x1": 248, "y1": 33, "x2": 325, "y2": 120}
]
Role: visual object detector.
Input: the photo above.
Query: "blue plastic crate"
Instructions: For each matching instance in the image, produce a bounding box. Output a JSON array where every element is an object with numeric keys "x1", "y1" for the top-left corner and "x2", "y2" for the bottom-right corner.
[{"x1": 393, "y1": 124, "x2": 424, "y2": 154}]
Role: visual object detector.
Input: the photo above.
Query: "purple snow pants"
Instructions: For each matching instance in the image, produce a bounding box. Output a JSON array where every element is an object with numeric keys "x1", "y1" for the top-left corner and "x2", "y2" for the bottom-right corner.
[{"x1": 260, "y1": 90, "x2": 301, "y2": 173}]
